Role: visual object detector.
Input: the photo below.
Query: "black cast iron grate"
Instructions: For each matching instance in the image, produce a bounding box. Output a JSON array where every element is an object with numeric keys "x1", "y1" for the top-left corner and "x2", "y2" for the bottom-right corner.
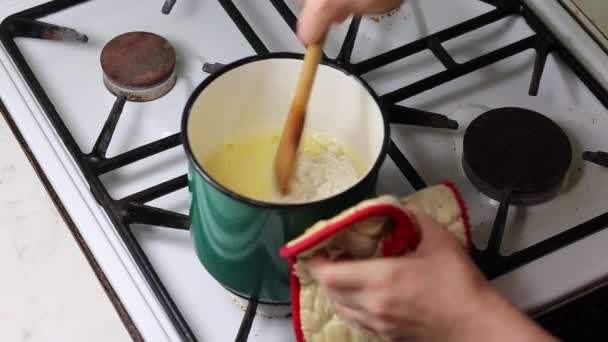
[{"x1": 1, "y1": 0, "x2": 608, "y2": 341}]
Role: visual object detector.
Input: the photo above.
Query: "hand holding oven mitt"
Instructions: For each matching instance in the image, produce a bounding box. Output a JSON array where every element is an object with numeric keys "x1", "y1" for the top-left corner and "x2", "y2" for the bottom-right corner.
[{"x1": 279, "y1": 182, "x2": 472, "y2": 342}]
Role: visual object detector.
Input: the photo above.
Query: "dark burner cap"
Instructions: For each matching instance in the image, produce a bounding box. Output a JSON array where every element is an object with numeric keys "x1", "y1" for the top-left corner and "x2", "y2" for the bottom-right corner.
[
  {"x1": 462, "y1": 107, "x2": 572, "y2": 204},
  {"x1": 101, "y1": 31, "x2": 176, "y2": 89}
]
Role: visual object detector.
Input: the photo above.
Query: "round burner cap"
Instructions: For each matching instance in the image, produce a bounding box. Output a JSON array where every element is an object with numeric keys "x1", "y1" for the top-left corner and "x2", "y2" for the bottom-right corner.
[
  {"x1": 462, "y1": 107, "x2": 572, "y2": 204},
  {"x1": 101, "y1": 31, "x2": 176, "y2": 90}
]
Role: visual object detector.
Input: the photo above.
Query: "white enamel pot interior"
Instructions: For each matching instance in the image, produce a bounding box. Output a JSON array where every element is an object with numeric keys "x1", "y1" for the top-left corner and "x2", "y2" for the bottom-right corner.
[{"x1": 185, "y1": 54, "x2": 389, "y2": 206}]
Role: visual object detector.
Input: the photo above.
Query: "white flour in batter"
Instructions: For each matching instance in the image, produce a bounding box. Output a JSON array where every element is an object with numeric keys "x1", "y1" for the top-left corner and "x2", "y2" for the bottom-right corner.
[{"x1": 272, "y1": 133, "x2": 361, "y2": 204}]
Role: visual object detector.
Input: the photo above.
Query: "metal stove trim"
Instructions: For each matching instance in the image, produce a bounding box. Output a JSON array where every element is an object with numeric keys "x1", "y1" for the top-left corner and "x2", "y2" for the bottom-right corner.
[{"x1": 558, "y1": 0, "x2": 608, "y2": 54}]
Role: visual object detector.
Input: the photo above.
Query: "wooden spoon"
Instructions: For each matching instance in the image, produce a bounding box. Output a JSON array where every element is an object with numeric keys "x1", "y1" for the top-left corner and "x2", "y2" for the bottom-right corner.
[{"x1": 274, "y1": 42, "x2": 324, "y2": 195}]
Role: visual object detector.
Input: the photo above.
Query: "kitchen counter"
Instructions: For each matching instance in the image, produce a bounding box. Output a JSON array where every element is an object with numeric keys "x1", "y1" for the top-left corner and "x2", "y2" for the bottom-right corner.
[{"x1": 0, "y1": 114, "x2": 130, "y2": 341}]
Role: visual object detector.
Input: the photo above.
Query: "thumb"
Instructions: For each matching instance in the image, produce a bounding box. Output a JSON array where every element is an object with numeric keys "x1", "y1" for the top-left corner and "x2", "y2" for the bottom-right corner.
[
  {"x1": 297, "y1": 0, "x2": 403, "y2": 45},
  {"x1": 405, "y1": 207, "x2": 457, "y2": 254},
  {"x1": 297, "y1": 0, "x2": 348, "y2": 45}
]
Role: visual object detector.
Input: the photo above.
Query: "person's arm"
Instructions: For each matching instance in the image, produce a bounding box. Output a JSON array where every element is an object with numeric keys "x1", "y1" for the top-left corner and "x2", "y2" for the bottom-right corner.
[
  {"x1": 307, "y1": 208, "x2": 559, "y2": 342},
  {"x1": 468, "y1": 286, "x2": 558, "y2": 342},
  {"x1": 297, "y1": 0, "x2": 404, "y2": 45}
]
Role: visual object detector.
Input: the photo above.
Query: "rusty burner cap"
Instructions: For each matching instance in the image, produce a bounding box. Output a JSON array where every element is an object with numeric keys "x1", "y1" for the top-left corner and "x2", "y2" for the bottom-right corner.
[{"x1": 100, "y1": 31, "x2": 177, "y2": 101}]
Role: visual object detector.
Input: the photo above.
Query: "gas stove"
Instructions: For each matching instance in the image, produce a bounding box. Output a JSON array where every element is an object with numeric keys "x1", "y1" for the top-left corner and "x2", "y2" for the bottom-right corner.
[{"x1": 1, "y1": 0, "x2": 607, "y2": 341}]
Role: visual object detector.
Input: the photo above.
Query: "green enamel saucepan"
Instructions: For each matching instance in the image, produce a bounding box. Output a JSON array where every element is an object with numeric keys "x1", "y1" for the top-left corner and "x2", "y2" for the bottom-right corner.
[{"x1": 181, "y1": 53, "x2": 390, "y2": 304}]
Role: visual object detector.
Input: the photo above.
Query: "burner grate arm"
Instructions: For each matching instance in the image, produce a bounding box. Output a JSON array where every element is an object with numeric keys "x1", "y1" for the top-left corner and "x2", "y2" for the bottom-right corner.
[
  {"x1": 125, "y1": 203, "x2": 190, "y2": 230},
  {"x1": 529, "y1": 38, "x2": 553, "y2": 96},
  {"x1": 92, "y1": 133, "x2": 182, "y2": 174},
  {"x1": 486, "y1": 189, "x2": 512, "y2": 256},
  {"x1": 120, "y1": 175, "x2": 188, "y2": 205},
  {"x1": 429, "y1": 39, "x2": 457, "y2": 69},
  {"x1": 353, "y1": 8, "x2": 514, "y2": 75},
  {"x1": 234, "y1": 300, "x2": 258, "y2": 342},
  {"x1": 387, "y1": 141, "x2": 427, "y2": 190},
  {"x1": 162, "y1": 0, "x2": 177, "y2": 14},
  {"x1": 380, "y1": 35, "x2": 537, "y2": 103},
  {"x1": 202, "y1": 62, "x2": 226, "y2": 74},
  {"x1": 386, "y1": 104, "x2": 458, "y2": 129},
  {"x1": 91, "y1": 95, "x2": 127, "y2": 158},
  {"x1": 336, "y1": 16, "x2": 361, "y2": 66},
  {"x1": 268, "y1": 0, "x2": 297, "y2": 33},
  {"x1": 583, "y1": 151, "x2": 608, "y2": 168},
  {"x1": 482, "y1": 211, "x2": 608, "y2": 279},
  {"x1": 4, "y1": 17, "x2": 87, "y2": 42},
  {"x1": 472, "y1": 188, "x2": 512, "y2": 276},
  {"x1": 217, "y1": 0, "x2": 269, "y2": 55}
]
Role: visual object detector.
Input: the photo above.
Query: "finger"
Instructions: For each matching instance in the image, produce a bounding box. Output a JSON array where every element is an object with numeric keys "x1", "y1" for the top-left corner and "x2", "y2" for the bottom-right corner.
[
  {"x1": 336, "y1": 302, "x2": 405, "y2": 340},
  {"x1": 334, "y1": 302, "x2": 367, "y2": 323},
  {"x1": 321, "y1": 282, "x2": 367, "y2": 311},
  {"x1": 404, "y1": 207, "x2": 459, "y2": 253},
  {"x1": 304, "y1": 254, "x2": 333, "y2": 281},
  {"x1": 307, "y1": 257, "x2": 364, "y2": 291},
  {"x1": 405, "y1": 208, "x2": 441, "y2": 240},
  {"x1": 348, "y1": 0, "x2": 404, "y2": 15},
  {"x1": 334, "y1": 303, "x2": 377, "y2": 334},
  {"x1": 308, "y1": 257, "x2": 397, "y2": 291},
  {"x1": 297, "y1": 0, "x2": 346, "y2": 45},
  {"x1": 306, "y1": 255, "x2": 368, "y2": 310}
]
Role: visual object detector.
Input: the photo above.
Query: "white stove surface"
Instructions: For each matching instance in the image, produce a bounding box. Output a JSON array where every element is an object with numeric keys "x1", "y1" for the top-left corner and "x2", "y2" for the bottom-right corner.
[{"x1": 1, "y1": 0, "x2": 608, "y2": 341}]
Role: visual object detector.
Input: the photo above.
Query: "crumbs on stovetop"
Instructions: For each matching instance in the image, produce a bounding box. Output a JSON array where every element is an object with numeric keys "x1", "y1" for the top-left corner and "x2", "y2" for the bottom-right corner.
[{"x1": 367, "y1": 1, "x2": 406, "y2": 23}]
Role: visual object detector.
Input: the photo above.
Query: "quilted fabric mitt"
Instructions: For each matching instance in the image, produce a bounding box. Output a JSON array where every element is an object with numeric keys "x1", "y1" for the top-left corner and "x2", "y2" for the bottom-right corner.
[{"x1": 279, "y1": 182, "x2": 472, "y2": 342}]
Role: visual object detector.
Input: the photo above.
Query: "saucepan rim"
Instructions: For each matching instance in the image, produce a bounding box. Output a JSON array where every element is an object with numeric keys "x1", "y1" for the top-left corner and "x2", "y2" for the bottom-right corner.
[{"x1": 181, "y1": 52, "x2": 390, "y2": 209}]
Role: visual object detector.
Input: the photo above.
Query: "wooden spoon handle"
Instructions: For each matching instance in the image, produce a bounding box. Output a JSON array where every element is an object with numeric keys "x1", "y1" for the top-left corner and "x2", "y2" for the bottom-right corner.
[
  {"x1": 290, "y1": 43, "x2": 324, "y2": 111},
  {"x1": 281, "y1": 43, "x2": 324, "y2": 153},
  {"x1": 274, "y1": 43, "x2": 325, "y2": 195}
]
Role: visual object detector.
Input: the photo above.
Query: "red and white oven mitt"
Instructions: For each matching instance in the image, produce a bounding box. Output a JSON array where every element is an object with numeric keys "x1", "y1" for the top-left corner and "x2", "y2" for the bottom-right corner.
[{"x1": 279, "y1": 182, "x2": 472, "y2": 342}]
